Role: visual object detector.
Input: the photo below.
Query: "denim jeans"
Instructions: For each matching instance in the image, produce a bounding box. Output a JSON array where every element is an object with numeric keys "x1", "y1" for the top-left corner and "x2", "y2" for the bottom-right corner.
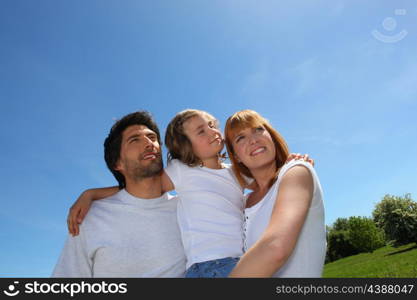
[{"x1": 185, "y1": 257, "x2": 239, "y2": 278}]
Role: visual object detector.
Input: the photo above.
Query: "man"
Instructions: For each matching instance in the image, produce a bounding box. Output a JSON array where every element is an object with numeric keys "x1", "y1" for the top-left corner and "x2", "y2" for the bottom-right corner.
[{"x1": 52, "y1": 111, "x2": 186, "y2": 277}]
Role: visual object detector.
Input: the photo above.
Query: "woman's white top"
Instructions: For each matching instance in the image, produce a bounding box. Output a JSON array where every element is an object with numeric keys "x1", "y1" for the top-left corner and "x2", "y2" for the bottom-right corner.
[
  {"x1": 243, "y1": 160, "x2": 326, "y2": 277},
  {"x1": 165, "y1": 159, "x2": 245, "y2": 269}
]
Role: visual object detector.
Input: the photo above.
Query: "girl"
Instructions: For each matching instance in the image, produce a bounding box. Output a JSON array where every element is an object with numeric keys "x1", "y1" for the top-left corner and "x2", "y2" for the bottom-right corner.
[{"x1": 162, "y1": 109, "x2": 244, "y2": 277}]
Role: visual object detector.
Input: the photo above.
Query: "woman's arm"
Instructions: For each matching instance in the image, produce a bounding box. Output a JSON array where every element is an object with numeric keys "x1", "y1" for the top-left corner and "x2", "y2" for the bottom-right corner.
[
  {"x1": 67, "y1": 186, "x2": 119, "y2": 236},
  {"x1": 229, "y1": 165, "x2": 314, "y2": 277}
]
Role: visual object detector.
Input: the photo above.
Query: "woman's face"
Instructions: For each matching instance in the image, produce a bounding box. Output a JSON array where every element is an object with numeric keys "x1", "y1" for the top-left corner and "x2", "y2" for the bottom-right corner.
[{"x1": 231, "y1": 125, "x2": 276, "y2": 171}]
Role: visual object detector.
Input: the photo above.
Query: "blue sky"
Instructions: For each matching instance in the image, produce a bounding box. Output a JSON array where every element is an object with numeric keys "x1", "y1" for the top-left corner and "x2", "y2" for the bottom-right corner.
[{"x1": 1, "y1": 0, "x2": 416, "y2": 277}]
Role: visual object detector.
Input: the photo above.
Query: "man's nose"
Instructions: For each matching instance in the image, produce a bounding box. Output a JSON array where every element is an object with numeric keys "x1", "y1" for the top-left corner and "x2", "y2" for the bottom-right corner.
[{"x1": 143, "y1": 137, "x2": 154, "y2": 149}]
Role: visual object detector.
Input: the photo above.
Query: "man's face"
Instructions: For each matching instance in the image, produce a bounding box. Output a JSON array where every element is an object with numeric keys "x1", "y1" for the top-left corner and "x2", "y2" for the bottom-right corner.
[{"x1": 115, "y1": 124, "x2": 163, "y2": 181}]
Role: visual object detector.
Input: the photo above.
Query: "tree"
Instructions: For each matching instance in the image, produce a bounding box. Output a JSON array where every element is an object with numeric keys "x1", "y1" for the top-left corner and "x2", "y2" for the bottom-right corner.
[
  {"x1": 373, "y1": 194, "x2": 417, "y2": 246},
  {"x1": 326, "y1": 216, "x2": 385, "y2": 263},
  {"x1": 332, "y1": 217, "x2": 349, "y2": 231},
  {"x1": 347, "y1": 216, "x2": 385, "y2": 252}
]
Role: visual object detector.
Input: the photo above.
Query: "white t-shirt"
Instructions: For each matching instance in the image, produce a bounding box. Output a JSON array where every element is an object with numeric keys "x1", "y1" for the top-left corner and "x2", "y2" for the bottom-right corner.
[
  {"x1": 52, "y1": 189, "x2": 186, "y2": 277},
  {"x1": 165, "y1": 159, "x2": 245, "y2": 269},
  {"x1": 243, "y1": 160, "x2": 326, "y2": 277}
]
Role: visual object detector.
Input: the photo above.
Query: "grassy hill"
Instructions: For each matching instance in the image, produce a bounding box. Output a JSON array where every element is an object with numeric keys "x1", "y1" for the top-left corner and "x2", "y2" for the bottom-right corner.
[{"x1": 323, "y1": 243, "x2": 417, "y2": 277}]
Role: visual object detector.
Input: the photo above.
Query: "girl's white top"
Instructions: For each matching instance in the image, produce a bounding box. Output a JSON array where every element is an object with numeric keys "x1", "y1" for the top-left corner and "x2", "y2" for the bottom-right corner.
[
  {"x1": 165, "y1": 159, "x2": 245, "y2": 269},
  {"x1": 243, "y1": 160, "x2": 326, "y2": 277}
]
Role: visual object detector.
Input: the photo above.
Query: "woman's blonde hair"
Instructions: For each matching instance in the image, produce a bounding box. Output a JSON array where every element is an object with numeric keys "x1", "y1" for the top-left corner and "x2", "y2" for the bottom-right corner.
[
  {"x1": 165, "y1": 109, "x2": 220, "y2": 167},
  {"x1": 225, "y1": 109, "x2": 290, "y2": 188}
]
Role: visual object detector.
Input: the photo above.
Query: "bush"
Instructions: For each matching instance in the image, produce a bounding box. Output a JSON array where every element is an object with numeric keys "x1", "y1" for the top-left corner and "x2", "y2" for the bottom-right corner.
[
  {"x1": 326, "y1": 217, "x2": 385, "y2": 263},
  {"x1": 326, "y1": 229, "x2": 357, "y2": 262},
  {"x1": 347, "y1": 216, "x2": 385, "y2": 252}
]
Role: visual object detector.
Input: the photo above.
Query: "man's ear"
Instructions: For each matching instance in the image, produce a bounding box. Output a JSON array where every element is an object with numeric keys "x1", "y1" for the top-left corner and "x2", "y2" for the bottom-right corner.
[{"x1": 114, "y1": 159, "x2": 123, "y2": 172}]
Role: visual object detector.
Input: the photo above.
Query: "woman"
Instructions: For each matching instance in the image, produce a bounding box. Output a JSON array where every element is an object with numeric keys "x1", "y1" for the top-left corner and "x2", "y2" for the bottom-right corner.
[{"x1": 224, "y1": 110, "x2": 326, "y2": 277}]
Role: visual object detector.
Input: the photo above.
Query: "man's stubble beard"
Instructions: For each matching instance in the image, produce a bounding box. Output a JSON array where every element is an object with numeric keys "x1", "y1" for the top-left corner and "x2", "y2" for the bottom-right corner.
[{"x1": 127, "y1": 156, "x2": 164, "y2": 180}]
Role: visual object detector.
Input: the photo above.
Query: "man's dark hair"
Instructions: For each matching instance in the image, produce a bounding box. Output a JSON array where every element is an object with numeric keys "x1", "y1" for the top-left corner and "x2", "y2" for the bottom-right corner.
[{"x1": 104, "y1": 111, "x2": 162, "y2": 189}]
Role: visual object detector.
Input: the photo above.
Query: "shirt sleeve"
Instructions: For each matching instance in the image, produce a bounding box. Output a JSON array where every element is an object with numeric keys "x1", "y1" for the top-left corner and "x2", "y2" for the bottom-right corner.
[
  {"x1": 51, "y1": 226, "x2": 93, "y2": 277},
  {"x1": 164, "y1": 159, "x2": 183, "y2": 190}
]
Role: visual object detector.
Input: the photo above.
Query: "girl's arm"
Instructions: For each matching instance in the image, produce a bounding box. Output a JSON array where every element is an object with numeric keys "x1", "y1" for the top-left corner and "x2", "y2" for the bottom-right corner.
[
  {"x1": 287, "y1": 153, "x2": 314, "y2": 166},
  {"x1": 67, "y1": 186, "x2": 119, "y2": 236},
  {"x1": 68, "y1": 170, "x2": 175, "y2": 236},
  {"x1": 229, "y1": 165, "x2": 314, "y2": 277}
]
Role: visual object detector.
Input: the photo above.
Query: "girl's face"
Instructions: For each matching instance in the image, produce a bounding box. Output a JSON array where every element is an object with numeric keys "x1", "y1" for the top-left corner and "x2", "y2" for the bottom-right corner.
[
  {"x1": 231, "y1": 125, "x2": 276, "y2": 171},
  {"x1": 183, "y1": 114, "x2": 224, "y2": 162}
]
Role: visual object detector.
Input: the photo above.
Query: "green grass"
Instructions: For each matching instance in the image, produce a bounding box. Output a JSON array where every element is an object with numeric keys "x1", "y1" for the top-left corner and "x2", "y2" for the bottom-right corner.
[{"x1": 323, "y1": 243, "x2": 417, "y2": 277}]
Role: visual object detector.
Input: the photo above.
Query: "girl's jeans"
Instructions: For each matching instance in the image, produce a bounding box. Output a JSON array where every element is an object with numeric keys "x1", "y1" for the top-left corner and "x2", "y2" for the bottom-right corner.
[{"x1": 185, "y1": 257, "x2": 240, "y2": 278}]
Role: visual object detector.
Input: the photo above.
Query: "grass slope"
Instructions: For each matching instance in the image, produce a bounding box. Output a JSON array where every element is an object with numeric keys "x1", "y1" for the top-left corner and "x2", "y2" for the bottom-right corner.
[{"x1": 323, "y1": 243, "x2": 417, "y2": 277}]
